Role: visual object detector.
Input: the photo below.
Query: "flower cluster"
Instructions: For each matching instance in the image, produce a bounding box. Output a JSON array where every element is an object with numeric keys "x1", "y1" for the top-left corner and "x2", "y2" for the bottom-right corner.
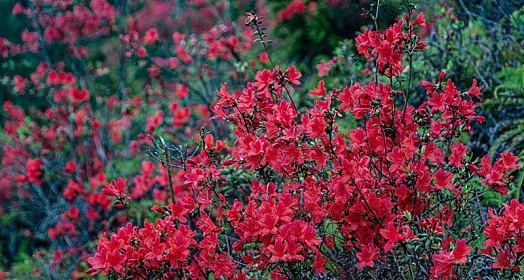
[
  {"x1": 13, "y1": 0, "x2": 115, "y2": 51},
  {"x1": 483, "y1": 200, "x2": 523, "y2": 272},
  {"x1": 355, "y1": 12, "x2": 426, "y2": 76},
  {"x1": 87, "y1": 221, "x2": 199, "y2": 277},
  {"x1": 431, "y1": 239, "x2": 471, "y2": 278},
  {"x1": 276, "y1": 0, "x2": 316, "y2": 21}
]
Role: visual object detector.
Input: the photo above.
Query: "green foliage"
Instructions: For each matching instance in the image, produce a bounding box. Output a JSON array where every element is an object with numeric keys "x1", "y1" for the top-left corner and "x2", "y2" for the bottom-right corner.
[
  {"x1": 266, "y1": 0, "x2": 401, "y2": 65},
  {"x1": 483, "y1": 7, "x2": 524, "y2": 200}
]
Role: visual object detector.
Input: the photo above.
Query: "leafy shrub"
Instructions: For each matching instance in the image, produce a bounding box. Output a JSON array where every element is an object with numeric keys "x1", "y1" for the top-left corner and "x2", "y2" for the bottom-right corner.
[
  {"x1": 0, "y1": 0, "x2": 263, "y2": 277},
  {"x1": 0, "y1": 1, "x2": 522, "y2": 279},
  {"x1": 85, "y1": 11, "x2": 522, "y2": 279}
]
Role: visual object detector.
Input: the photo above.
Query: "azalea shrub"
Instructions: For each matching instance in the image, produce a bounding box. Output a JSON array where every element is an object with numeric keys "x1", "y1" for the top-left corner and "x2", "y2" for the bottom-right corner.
[
  {"x1": 85, "y1": 10, "x2": 523, "y2": 280},
  {"x1": 421, "y1": 2, "x2": 524, "y2": 198},
  {"x1": 0, "y1": 0, "x2": 266, "y2": 277},
  {"x1": 1, "y1": 0, "x2": 523, "y2": 279},
  {"x1": 311, "y1": 1, "x2": 524, "y2": 199}
]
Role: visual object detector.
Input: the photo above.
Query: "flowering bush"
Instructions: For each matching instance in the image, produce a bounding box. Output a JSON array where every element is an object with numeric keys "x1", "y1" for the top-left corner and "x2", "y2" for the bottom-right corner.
[
  {"x1": 1, "y1": 0, "x2": 522, "y2": 279},
  {"x1": 84, "y1": 10, "x2": 522, "y2": 280},
  {"x1": 0, "y1": 0, "x2": 265, "y2": 277}
]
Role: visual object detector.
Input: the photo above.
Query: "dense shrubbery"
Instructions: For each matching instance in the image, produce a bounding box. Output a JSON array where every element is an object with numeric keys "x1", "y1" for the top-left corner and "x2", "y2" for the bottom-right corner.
[
  {"x1": 0, "y1": 0, "x2": 522, "y2": 279},
  {"x1": 0, "y1": 0, "x2": 261, "y2": 277}
]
